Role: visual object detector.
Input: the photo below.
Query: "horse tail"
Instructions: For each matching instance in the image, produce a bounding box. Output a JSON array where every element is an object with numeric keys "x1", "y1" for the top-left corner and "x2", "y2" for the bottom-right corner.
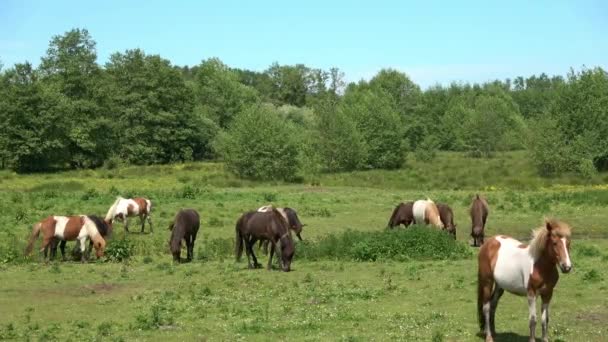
[
  {"x1": 24, "y1": 222, "x2": 42, "y2": 256},
  {"x1": 235, "y1": 217, "x2": 244, "y2": 262},
  {"x1": 105, "y1": 196, "x2": 122, "y2": 222},
  {"x1": 387, "y1": 203, "x2": 401, "y2": 228}
]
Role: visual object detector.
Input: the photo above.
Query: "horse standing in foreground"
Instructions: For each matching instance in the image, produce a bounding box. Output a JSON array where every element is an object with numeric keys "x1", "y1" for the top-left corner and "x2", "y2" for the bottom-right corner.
[
  {"x1": 477, "y1": 219, "x2": 572, "y2": 342},
  {"x1": 105, "y1": 196, "x2": 153, "y2": 233},
  {"x1": 235, "y1": 207, "x2": 294, "y2": 272},
  {"x1": 25, "y1": 215, "x2": 107, "y2": 262},
  {"x1": 471, "y1": 194, "x2": 489, "y2": 246},
  {"x1": 168, "y1": 209, "x2": 200, "y2": 263}
]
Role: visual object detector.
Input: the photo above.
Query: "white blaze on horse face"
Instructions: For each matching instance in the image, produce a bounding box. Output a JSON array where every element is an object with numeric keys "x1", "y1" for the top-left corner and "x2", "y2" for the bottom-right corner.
[
  {"x1": 412, "y1": 200, "x2": 427, "y2": 224},
  {"x1": 493, "y1": 236, "x2": 534, "y2": 296},
  {"x1": 561, "y1": 238, "x2": 572, "y2": 269},
  {"x1": 53, "y1": 216, "x2": 70, "y2": 240}
]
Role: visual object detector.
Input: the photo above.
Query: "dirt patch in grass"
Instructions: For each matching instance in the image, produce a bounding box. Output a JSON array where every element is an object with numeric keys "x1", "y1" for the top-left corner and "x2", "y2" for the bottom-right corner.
[
  {"x1": 576, "y1": 309, "x2": 608, "y2": 324},
  {"x1": 83, "y1": 283, "x2": 120, "y2": 293}
]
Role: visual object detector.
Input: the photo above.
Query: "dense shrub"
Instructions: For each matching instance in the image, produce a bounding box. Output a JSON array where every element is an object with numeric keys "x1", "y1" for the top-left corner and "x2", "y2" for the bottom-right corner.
[
  {"x1": 215, "y1": 104, "x2": 303, "y2": 181},
  {"x1": 105, "y1": 238, "x2": 134, "y2": 262}
]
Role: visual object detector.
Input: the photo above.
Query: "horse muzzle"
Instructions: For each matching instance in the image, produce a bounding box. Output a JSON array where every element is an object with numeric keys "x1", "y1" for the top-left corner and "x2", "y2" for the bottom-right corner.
[{"x1": 560, "y1": 263, "x2": 572, "y2": 273}]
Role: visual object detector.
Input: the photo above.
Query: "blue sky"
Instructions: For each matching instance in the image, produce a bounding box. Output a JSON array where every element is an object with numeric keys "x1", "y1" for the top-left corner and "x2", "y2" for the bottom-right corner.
[{"x1": 1, "y1": 0, "x2": 606, "y2": 88}]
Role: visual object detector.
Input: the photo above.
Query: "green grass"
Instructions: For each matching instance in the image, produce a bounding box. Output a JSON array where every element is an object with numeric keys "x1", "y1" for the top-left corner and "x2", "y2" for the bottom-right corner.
[{"x1": 1, "y1": 151, "x2": 608, "y2": 340}]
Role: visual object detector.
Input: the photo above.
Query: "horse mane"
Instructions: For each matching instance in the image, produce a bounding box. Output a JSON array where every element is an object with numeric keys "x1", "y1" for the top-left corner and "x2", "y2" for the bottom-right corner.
[
  {"x1": 529, "y1": 218, "x2": 571, "y2": 259},
  {"x1": 105, "y1": 196, "x2": 123, "y2": 221},
  {"x1": 87, "y1": 215, "x2": 111, "y2": 238}
]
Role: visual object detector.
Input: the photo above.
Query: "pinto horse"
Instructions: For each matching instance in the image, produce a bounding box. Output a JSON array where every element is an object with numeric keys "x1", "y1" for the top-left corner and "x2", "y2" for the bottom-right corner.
[
  {"x1": 412, "y1": 199, "x2": 444, "y2": 229},
  {"x1": 168, "y1": 209, "x2": 200, "y2": 263},
  {"x1": 51, "y1": 215, "x2": 112, "y2": 261},
  {"x1": 25, "y1": 215, "x2": 107, "y2": 262},
  {"x1": 470, "y1": 194, "x2": 489, "y2": 247},
  {"x1": 105, "y1": 196, "x2": 153, "y2": 233},
  {"x1": 235, "y1": 207, "x2": 294, "y2": 272},
  {"x1": 477, "y1": 219, "x2": 572, "y2": 342}
]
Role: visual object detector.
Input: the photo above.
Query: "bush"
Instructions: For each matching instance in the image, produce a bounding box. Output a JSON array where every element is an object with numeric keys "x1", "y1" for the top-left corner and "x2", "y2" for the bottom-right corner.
[
  {"x1": 105, "y1": 238, "x2": 134, "y2": 262},
  {"x1": 215, "y1": 104, "x2": 303, "y2": 181}
]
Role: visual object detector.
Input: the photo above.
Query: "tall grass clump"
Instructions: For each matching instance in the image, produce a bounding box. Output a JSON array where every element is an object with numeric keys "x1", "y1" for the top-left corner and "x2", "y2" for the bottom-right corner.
[{"x1": 297, "y1": 226, "x2": 472, "y2": 261}]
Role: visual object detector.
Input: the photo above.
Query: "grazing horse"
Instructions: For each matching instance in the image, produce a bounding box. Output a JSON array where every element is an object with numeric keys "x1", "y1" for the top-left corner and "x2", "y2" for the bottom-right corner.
[
  {"x1": 477, "y1": 219, "x2": 572, "y2": 342},
  {"x1": 257, "y1": 205, "x2": 304, "y2": 253},
  {"x1": 168, "y1": 209, "x2": 200, "y2": 263},
  {"x1": 412, "y1": 199, "x2": 444, "y2": 228},
  {"x1": 105, "y1": 196, "x2": 153, "y2": 233},
  {"x1": 387, "y1": 202, "x2": 414, "y2": 228},
  {"x1": 25, "y1": 215, "x2": 107, "y2": 262},
  {"x1": 470, "y1": 194, "x2": 489, "y2": 247},
  {"x1": 437, "y1": 203, "x2": 457, "y2": 239},
  {"x1": 235, "y1": 207, "x2": 294, "y2": 272},
  {"x1": 51, "y1": 215, "x2": 112, "y2": 261}
]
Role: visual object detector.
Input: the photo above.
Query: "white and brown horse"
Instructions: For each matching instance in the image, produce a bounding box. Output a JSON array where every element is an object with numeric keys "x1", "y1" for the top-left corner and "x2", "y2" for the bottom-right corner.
[
  {"x1": 477, "y1": 219, "x2": 572, "y2": 342},
  {"x1": 105, "y1": 196, "x2": 153, "y2": 233},
  {"x1": 25, "y1": 215, "x2": 107, "y2": 262},
  {"x1": 412, "y1": 199, "x2": 444, "y2": 229}
]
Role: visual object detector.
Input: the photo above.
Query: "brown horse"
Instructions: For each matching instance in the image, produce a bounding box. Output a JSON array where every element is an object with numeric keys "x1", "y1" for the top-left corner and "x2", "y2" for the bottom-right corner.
[
  {"x1": 477, "y1": 219, "x2": 572, "y2": 342},
  {"x1": 437, "y1": 203, "x2": 457, "y2": 239},
  {"x1": 470, "y1": 194, "x2": 489, "y2": 247},
  {"x1": 387, "y1": 202, "x2": 414, "y2": 228},
  {"x1": 235, "y1": 208, "x2": 294, "y2": 272},
  {"x1": 168, "y1": 209, "x2": 200, "y2": 263},
  {"x1": 25, "y1": 215, "x2": 107, "y2": 262},
  {"x1": 51, "y1": 215, "x2": 112, "y2": 261},
  {"x1": 257, "y1": 206, "x2": 304, "y2": 253}
]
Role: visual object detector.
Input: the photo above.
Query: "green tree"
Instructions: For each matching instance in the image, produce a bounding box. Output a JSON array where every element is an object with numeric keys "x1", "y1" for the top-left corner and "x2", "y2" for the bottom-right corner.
[
  {"x1": 195, "y1": 58, "x2": 259, "y2": 128},
  {"x1": 340, "y1": 87, "x2": 405, "y2": 169},
  {"x1": 215, "y1": 104, "x2": 302, "y2": 181}
]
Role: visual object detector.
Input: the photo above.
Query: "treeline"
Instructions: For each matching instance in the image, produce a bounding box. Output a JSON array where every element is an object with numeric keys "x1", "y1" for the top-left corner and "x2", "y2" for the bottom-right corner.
[{"x1": 1, "y1": 29, "x2": 607, "y2": 179}]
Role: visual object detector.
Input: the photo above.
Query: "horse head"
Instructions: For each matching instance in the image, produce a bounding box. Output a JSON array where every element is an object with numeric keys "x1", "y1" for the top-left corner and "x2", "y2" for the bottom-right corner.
[
  {"x1": 284, "y1": 208, "x2": 304, "y2": 241},
  {"x1": 93, "y1": 238, "x2": 106, "y2": 259},
  {"x1": 278, "y1": 232, "x2": 294, "y2": 272},
  {"x1": 544, "y1": 219, "x2": 572, "y2": 273}
]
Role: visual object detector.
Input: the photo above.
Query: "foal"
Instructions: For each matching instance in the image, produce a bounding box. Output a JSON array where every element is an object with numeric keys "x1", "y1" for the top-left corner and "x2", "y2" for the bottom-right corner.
[{"x1": 477, "y1": 219, "x2": 572, "y2": 342}]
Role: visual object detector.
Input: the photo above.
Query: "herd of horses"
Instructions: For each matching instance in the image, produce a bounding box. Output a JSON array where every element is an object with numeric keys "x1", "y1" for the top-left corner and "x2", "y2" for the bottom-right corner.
[{"x1": 22, "y1": 194, "x2": 573, "y2": 342}]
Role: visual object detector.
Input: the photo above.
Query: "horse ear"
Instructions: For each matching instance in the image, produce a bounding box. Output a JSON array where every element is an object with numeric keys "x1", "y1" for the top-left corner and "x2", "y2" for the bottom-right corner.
[{"x1": 545, "y1": 218, "x2": 553, "y2": 232}]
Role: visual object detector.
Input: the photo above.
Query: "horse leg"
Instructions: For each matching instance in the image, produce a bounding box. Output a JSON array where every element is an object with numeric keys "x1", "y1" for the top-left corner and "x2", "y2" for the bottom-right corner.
[
  {"x1": 489, "y1": 287, "x2": 504, "y2": 336},
  {"x1": 59, "y1": 240, "x2": 67, "y2": 261},
  {"x1": 244, "y1": 238, "x2": 255, "y2": 269},
  {"x1": 528, "y1": 293, "x2": 537, "y2": 342},
  {"x1": 124, "y1": 217, "x2": 130, "y2": 233},
  {"x1": 267, "y1": 241, "x2": 276, "y2": 270},
  {"x1": 140, "y1": 214, "x2": 145, "y2": 233},
  {"x1": 478, "y1": 275, "x2": 494, "y2": 342},
  {"x1": 41, "y1": 236, "x2": 53, "y2": 263},
  {"x1": 146, "y1": 214, "x2": 153, "y2": 233},
  {"x1": 186, "y1": 234, "x2": 194, "y2": 262},
  {"x1": 50, "y1": 239, "x2": 58, "y2": 260},
  {"x1": 78, "y1": 238, "x2": 88, "y2": 263},
  {"x1": 540, "y1": 291, "x2": 553, "y2": 342}
]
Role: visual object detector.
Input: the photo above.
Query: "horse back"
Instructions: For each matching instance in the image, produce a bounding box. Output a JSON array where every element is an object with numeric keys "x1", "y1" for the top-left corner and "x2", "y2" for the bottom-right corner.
[
  {"x1": 173, "y1": 209, "x2": 200, "y2": 235},
  {"x1": 470, "y1": 196, "x2": 489, "y2": 227}
]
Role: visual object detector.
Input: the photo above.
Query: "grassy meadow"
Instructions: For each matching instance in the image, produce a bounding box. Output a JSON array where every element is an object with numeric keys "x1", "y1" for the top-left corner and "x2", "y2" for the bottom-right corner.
[{"x1": 0, "y1": 152, "x2": 607, "y2": 341}]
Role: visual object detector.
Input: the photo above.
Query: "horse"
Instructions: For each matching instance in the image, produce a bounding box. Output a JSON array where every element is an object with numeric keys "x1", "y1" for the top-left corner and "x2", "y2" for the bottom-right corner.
[
  {"x1": 235, "y1": 207, "x2": 294, "y2": 272},
  {"x1": 477, "y1": 218, "x2": 572, "y2": 342},
  {"x1": 470, "y1": 194, "x2": 489, "y2": 247},
  {"x1": 256, "y1": 205, "x2": 304, "y2": 253},
  {"x1": 51, "y1": 215, "x2": 112, "y2": 261},
  {"x1": 105, "y1": 196, "x2": 153, "y2": 233},
  {"x1": 412, "y1": 199, "x2": 444, "y2": 228},
  {"x1": 437, "y1": 203, "x2": 457, "y2": 239},
  {"x1": 25, "y1": 215, "x2": 107, "y2": 262},
  {"x1": 168, "y1": 209, "x2": 200, "y2": 263},
  {"x1": 387, "y1": 202, "x2": 414, "y2": 228}
]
